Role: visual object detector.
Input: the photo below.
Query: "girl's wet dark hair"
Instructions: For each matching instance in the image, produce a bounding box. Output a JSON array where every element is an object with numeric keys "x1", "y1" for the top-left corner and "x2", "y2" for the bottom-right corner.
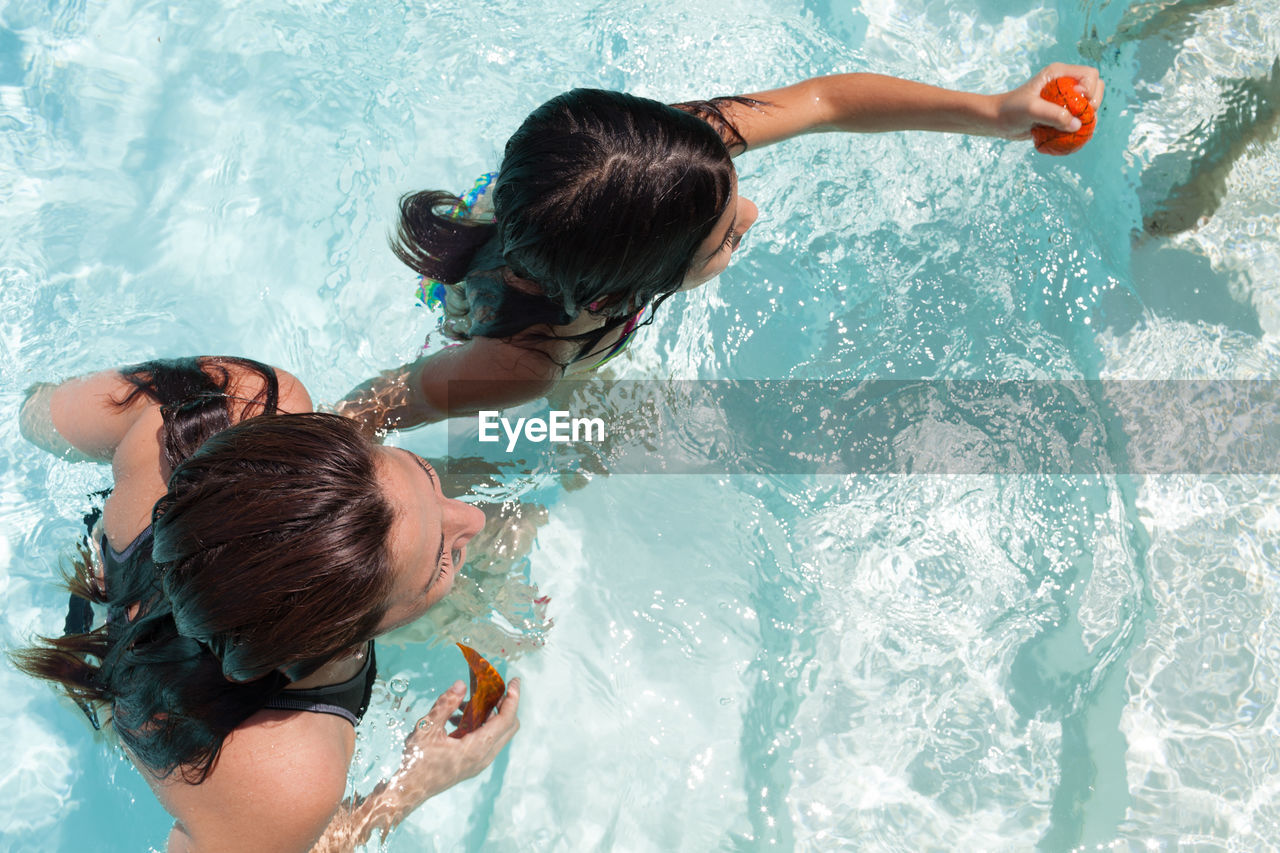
[
  {"x1": 14, "y1": 360, "x2": 396, "y2": 781},
  {"x1": 392, "y1": 89, "x2": 755, "y2": 360}
]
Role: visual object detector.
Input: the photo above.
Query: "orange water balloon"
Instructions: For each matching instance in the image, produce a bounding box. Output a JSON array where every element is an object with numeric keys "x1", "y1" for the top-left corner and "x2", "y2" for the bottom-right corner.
[
  {"x1": 450, "y1": 643, "x2": 506, "y2": 738},
  {"x1": 1031, "y1": 76, "x2": 1096, "y2": 156}
]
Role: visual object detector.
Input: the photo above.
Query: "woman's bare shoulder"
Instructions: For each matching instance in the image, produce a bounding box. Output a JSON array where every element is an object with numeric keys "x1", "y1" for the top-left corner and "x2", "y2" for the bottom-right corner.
[
  {"x1": 206, "y1": 357, "x2": 313, "y2": 420},
  {"x1": 152, "y1": 710, "x2": 354, "y2": 852},
  {"x1": 25, "y1": 357, "x2": 313, "y2": 464}
]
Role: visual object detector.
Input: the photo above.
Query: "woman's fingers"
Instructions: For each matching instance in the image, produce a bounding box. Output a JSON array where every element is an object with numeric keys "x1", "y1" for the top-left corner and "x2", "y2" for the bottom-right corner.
[
  {"x1": 496, "y1": 677, "x2": 520, "y2": 713},
  {"x1": 452, "y1": 678, "x2": 521, "y2": 757},
  {"x1": 384, "y1": 677, "x2": 521, "y2": 812},
  {"x1": 409, "y1": 681, "x2": 467, "y2": 742},
  {"x1": 444, "y1": 678, "x2": 520, "y2": 777},
  {"x1": 410, "y1": 676, "x2": 520, "y2": 745},
  {"x1": 486, "y1": 678, "x2": 521, "y2": 748}
]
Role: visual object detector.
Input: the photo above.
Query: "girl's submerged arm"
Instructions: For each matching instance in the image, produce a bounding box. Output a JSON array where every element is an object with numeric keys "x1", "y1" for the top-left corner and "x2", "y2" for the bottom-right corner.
[
  {"x1": 713, "y1": 62, "x2": 1105, "y2": 152},
  {"x1": 337, "y1": 337, "x2": 561, "y2": 436}
]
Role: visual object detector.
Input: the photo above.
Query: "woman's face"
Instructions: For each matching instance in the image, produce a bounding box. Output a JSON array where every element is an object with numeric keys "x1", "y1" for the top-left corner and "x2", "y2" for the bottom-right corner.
[
  {"x1": 374, "y1": 446, "x2": 485, "y2": 632},
  {"x1": 681, "y1": 171, "x2": 758, "y2": 290}
]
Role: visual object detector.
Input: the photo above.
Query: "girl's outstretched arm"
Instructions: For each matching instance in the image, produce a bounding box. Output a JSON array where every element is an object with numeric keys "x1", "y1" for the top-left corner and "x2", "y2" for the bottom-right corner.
[{"x1": 716, "y1": 62, "x2": 1105, "y2": 152}]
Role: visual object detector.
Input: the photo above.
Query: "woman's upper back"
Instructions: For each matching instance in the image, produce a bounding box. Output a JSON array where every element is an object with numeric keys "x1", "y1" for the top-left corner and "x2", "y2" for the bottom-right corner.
[{"x1": 84, "y1": 358, "x2": 310, "y2": 550}]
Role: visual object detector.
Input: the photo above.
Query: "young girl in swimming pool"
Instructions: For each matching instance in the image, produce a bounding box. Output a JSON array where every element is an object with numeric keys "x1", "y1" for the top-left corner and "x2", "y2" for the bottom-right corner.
[{"x1": 338, "y1": 63, "x2": 1105, "y2": 434}]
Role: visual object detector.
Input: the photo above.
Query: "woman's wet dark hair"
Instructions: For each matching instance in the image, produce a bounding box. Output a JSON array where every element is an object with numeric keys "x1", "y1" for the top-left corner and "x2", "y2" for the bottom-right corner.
[
  {"x1": 391, "y1": 89, "x2": 754, "y2": 360},
  {"x1": 14, "y1": 359, "x2": 396, "y2": 781}
]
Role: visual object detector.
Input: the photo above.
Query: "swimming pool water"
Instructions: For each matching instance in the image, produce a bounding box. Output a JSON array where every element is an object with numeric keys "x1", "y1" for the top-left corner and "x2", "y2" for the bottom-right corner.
[{"x1": 3, "y1": 0, "x2": 1280, "y2": 850}]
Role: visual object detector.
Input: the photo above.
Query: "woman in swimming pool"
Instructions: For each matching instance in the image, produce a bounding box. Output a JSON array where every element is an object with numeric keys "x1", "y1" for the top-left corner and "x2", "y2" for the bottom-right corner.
[
  {"x1": 338, "y1": 63, "x2": 1105, "y2": 433},
  {"x1": 15, "y1": 357, "x2": 519, "y2": 852}
]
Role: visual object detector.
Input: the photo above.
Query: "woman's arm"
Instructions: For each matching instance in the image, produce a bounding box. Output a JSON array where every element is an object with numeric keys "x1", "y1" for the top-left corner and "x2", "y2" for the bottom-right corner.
[
  {"x1": 162, "y1": 680, "x2": 519, "y2": 853},
  {"x1": 21, "y1": 361, "x2": 313, "y2": 544},
  {"x1": 337, "y1": 338, "x2": 560, "y2": 437},
  {"x1": 20, "y1": 373, "x2": 154, "y2": 462},
  {"x1": 19, "y1": 361, "x2": 312, "y2": 462},
  {"x1": 313, "y1": 679, "x2": 521, "y2": 852},
  {"x1": 714, "y1": 62, "x2": 1105, "y2": 152}
]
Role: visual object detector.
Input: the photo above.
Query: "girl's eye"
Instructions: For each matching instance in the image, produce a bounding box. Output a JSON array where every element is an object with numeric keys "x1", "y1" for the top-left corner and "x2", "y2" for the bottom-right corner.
[{"x1": 721, "y1": 229, "x2": 738, "y2": 252}]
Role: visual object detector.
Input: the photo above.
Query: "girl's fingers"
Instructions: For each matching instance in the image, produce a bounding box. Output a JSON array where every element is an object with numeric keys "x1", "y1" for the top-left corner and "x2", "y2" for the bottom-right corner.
[
  {"x1": 1054, "y1": 107, "x2": 1082, "y2": 132},
  {"x1": 1034, "y1": 61, "x2": 1105, "y2": 108},
  {"x1": 1026, "y1": 97, "x2": 1079, "y2": 131},
  {"x1": 1091, "y1": 77, "x2": 1106, "y2": 109},
  {"x1": 1066, "y1": 67, "x2": 1104, "y2": 107},
  {"x1": 1039, "y1": 61, "x2": 1067, "y2": 84},
  {"x1": 1042, "y1": 63, "x2": 1105, "y2": 109}
]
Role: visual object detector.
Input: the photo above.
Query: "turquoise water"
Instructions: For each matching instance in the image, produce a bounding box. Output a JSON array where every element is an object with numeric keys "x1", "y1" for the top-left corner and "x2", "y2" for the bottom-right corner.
[{"x1": 2, "y1": 0, "x2": 1279, "y2": 850}]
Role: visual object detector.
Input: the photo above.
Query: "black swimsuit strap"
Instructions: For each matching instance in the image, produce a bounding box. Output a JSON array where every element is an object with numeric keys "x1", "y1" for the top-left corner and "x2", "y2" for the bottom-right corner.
[{"x1": 260, "y1": 643, "x2": 378, "y2": 726}]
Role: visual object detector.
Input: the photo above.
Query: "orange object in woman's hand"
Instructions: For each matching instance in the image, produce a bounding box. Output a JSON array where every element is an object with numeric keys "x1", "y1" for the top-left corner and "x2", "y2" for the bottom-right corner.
[
  {"x1": 450, "y1": 643, "x2": 506, "y2": 738},
  {"x1": 1031, "y1": 77, "x2": 1096, "y2": 155}
]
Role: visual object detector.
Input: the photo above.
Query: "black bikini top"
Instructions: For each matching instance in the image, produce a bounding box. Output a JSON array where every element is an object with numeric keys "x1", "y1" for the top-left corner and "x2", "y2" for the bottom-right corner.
[{"x1": 261, "y1": 643, "x2": 377, "y2": 727}]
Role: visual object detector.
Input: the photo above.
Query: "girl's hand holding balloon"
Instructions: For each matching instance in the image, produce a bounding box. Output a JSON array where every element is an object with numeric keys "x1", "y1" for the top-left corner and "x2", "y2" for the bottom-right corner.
[{"x1": 993, "y1": 62, "x2": 1105, "y2": 150}]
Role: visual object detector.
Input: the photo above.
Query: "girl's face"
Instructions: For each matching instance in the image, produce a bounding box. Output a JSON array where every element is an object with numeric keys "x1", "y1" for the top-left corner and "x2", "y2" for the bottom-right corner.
[
  {"x1": 374, "y1": 446, "x2": 485, "y2": 632},
  {"x1": 682, "y1": 172, "x2": 758, "y2": 290}
]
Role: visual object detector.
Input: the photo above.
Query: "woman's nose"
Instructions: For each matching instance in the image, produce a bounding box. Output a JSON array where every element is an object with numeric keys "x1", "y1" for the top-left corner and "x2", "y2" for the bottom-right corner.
[
  {"x1": 450, "y1": 499, "x2": 487, "y2": 542},
  {"x1": 739, "y1": 197, "x2": 759, "y2": 234}
]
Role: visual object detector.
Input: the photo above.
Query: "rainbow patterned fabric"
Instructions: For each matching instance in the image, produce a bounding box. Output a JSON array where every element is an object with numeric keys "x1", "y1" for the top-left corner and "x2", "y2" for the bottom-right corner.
[{"x1": 415, "y1": 171, "x2": 499, "y2": 308}]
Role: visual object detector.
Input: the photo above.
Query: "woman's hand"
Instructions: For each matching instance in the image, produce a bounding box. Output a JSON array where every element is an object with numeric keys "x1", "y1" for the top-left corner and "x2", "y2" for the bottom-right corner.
[
  {"x1": 992, "y1": 63, "x2": 1105, "y2": 140},
  {"x1": 314, "y1": 679, "x2": 520, "y2": 851},
  {"x1": 397, "y1": 678, "x2": 521, "y2": 800}
]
